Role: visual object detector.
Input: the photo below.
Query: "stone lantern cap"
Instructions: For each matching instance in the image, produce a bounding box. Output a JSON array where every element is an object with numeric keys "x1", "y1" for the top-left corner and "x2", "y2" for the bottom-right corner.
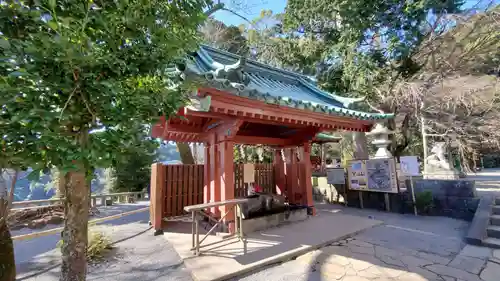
[{"x1": 367, "y1": 123, "x2": 394, "y2": 136}]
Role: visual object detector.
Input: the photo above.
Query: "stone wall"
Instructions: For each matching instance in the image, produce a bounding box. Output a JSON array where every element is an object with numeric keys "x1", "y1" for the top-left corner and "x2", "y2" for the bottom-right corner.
[
  {"x1": 312, "y1": 176, "x2": 346, "y2": 203},
  {"x1": 406, "y1": 179, "x2": 479, "y2": 221},
  {"x1": 313, "y1": 176, "x2": 479, "y2": 221}
]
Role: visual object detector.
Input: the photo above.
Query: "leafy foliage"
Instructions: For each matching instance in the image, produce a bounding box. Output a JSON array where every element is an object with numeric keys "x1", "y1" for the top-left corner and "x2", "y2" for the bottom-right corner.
[
  {"x1": 0, "y1": 0, "x2": 208, "y2": 175},
  {"x1": 86, "y1": 230, "x2": 112, "y2": 261},
  {"x1": 200, "y1": 18, "x2": 249, "y2": 56},
  {"x1": 283, "y1": 0, "x2": 464, "y2": 96},
  {"x1": 0, "y1": 1, "x2": 210, "y2": 279},
  {"x1": 415, "y1": 190, "x2": 434, "y2": 213},
  {"x1": 112, "y1": 129, "x2": 157, "y2": 193},
  {"x1": 56, "y1": 229, "x2": 113, "y2": 261}
]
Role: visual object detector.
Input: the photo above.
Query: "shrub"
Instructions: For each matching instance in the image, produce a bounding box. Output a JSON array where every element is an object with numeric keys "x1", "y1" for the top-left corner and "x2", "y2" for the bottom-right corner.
[
  {"x1": 57, "y1": 230, "x2": 112, "y2": 261},
  {"x1": 415, "y1": 191, "x2": 434, "y2": 214}
]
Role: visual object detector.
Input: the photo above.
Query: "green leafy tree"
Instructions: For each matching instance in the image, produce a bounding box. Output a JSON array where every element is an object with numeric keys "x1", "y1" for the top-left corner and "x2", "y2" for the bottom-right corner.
[
  {"x1": 0, "y1": 169, "x2": 18, "y2": 281},
  {"x1": 0, "y1": 1, "x2": 209, "y2": 280},
  {"x1": 111, "y1": 127, "x2": 157, "y2": 193},
  {"x1": 282, "y1": 0, "x2": 465, "y2": 157},
  {"x1": 200, "y1": 18, "x2": 249, "y2": 56}
]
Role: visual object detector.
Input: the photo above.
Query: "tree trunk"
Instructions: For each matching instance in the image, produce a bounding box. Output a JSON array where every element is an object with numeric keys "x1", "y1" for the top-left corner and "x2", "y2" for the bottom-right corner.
[
  {"x1": 0, "y1": 220, "x2": 16, "y2": 281},
  {"x1": 57, "y1": 169, "x2": 65, "y2": 200},
  {"x1": 59, "y1": 170, "x2": 89, "y2": 281},
  {"x1": 177, "y1": 142, "x2": 195, "y2": 164},
  {"x1": 352, "y1": 132, "x2": 369, "y2": 159}
]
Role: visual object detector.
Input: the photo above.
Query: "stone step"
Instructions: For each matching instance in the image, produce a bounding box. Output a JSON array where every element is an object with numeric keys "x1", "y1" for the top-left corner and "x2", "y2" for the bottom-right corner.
[
  {"x1": 482, "y1": 237, "x2": 500, "y2": 249},
  {"x1": 490, "y1": 215, "x2": 500, "y2": 226},
  {"x1": 493, "y1": 206, "x2": 500, "y2": 215},
  {"x1": 487, "y1": 225, "x2": 500, "y2": 239}
]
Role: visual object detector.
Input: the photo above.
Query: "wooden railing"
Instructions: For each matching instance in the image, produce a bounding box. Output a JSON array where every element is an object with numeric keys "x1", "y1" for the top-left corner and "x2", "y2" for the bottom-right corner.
[{"x1": 12, "y1": 191, "x2": 149, "y2": 209}]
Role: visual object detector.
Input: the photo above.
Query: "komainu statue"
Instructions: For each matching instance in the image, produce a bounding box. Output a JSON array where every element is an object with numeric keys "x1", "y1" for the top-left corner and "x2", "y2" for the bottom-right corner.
[{"x1": 424, "y1": 142, "x2": 459, "y2": 179}]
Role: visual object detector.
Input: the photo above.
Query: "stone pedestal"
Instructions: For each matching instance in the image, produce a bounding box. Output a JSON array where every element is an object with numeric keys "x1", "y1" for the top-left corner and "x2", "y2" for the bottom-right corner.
[{"x1": 423, "y1": 170, "x2": 460, "y2": 180}]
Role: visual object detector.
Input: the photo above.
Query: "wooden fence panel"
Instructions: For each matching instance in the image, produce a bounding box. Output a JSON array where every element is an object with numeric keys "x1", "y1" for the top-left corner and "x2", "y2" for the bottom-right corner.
[
  {"x1": 234, "y1": 164, "x2": 245, "y2": 197},
  {"x1": 255, "y1": 164, "x2": 275, "y2": 194},
  {"x1": 233, "y1": 163, "x2": 275, "y2": 198},
  {"x1": 162, "y1": 163, "x2": 274, "y2": 218},
  {"x1": 165, "y1": 165, "x2": 173, "y2": 217},
  {"x1": 163, "y1": 164, "x2": 204, "y2": 218}
]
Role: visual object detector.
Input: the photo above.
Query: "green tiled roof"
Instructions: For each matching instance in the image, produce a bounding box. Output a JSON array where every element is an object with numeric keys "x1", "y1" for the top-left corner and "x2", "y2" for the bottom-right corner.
[
  {"x1": 170, "y1": 45, "x2": 393, "y2": 121},
  {"x1": 314, "y1": 133, "x2": 343, "y2": 143}
]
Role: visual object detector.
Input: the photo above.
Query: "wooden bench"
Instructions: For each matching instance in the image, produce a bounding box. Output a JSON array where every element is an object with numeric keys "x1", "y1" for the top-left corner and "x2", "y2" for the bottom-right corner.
[{"x1": 184, "y1": 198, "x2": 249, "y2": 256}]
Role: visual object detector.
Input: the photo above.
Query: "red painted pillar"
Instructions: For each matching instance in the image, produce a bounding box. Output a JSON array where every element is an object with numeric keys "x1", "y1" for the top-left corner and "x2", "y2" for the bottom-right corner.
[
  {"x1": 273, "y1": 149, "x2": 286, "y2": 195},
  {"x1": 150, "y1": 163, "x2": 166, "y2": 235},
  {"x1": 219, "y1": 139, "x2": 235, "y2": 232},
  {"x1": 209, "y1": 134, "x2": 221, "y2": 216},
  {"x1": 203, "y1": 142, "x2": 211, "y2": 205},
  {"x1": 284, "y1": 148, "x2": 299, "y2": 204},
  {"x1": 300, "y1": 142, "x2": 315, "y2": 215}
]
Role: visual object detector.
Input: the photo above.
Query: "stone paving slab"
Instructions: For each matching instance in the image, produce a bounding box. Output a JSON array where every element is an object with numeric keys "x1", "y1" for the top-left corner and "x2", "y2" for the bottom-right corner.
[
  {"x1": 233, "y1": 205, "x2": 500, "y2": 281},
  {"x1": 163, "y1": 211, "x2": 382, "y2": 281}
]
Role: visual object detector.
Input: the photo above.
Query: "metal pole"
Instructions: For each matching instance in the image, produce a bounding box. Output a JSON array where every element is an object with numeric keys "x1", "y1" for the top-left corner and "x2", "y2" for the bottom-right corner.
[
  {"x1": 191, "y1": 211, "x2": 195, "y2": 249},
  {"x1": 234, "y1": 204, "x2": 238, "y2": 236},
  {"x1": 410, "y1": 175, "x2": 418, "y2": 216},
  {"x1": 195, "y1": 212, "x2": 200, "y2": 255},
  {"x1": 421, "y1": 115, "x2": 428, "y2": 176},
  {"x1": 239, "y1": 203, "x2": 246, "y2": 253}
]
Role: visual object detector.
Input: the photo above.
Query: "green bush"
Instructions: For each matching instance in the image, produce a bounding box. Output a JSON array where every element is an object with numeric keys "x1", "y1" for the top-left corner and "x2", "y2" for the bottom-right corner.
[
  {"x1": 415, "y1": 191, "x2": 434, "y2": 214},
  {"x1": 57, "y1": 230, "x2": 113, "y2": 261}
]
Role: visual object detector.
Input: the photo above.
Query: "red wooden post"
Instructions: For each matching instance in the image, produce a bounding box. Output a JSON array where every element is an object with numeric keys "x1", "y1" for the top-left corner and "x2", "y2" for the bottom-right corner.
[
  {"x1": 284, "y1": 148, "x2": 299, "y2": 204},
  {"x1": 204, "y1": 142, "x2": 211, "y2": 205},
  {"x1": 301, "y1": 142, "x2": 315, "y2": 215},
  {"x1": 150, "y1": 163, "x2": 166, "y2": 235},
  {"x1": 209, "y1": 134, "x2": 221, "y2": 216},
  {"x1": 273, "y1": 149, "x2": 285, "y2": 195},
  {"x1": 219, "y1": 140, "x2": 236, "y2": 232}
]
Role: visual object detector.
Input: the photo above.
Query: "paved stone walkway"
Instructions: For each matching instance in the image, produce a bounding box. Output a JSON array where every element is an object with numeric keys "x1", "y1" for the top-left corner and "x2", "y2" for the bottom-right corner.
[{"x1": 234, "y1": 205, "x2": 500, "y2": 281}]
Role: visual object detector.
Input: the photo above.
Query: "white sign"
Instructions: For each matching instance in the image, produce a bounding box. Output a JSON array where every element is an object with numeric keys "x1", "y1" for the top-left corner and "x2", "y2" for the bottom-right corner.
[
  {"x1": 400, "y1": 156, "x2": 420, "y2": 176},
  {"x1": 326, "y1": 168, "x2": 346, "y2": 185},
  {"x1": 243, "y1": 164, "x2": 255, "y2": 183}
]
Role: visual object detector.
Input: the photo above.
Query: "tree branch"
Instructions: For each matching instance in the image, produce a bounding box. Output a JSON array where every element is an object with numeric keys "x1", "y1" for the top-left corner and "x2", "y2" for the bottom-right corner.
[
  {"x1": 365, "y1": 100, "x2": 385, "y2": 113},
  {"x1": 6, "y1": 170, "x2": 18, "y2": 213},
  {"x1": 204, "y1": 0, "x2": 224, "y2": 16},
  {"x1": 220, "y1": 7, "x2": 254, "y2": 26}
]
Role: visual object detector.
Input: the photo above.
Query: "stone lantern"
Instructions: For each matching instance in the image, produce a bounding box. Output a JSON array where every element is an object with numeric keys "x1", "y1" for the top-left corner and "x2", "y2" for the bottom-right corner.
[{"x1": 367, "y1": 123, "x2": 394, "y2": 159}]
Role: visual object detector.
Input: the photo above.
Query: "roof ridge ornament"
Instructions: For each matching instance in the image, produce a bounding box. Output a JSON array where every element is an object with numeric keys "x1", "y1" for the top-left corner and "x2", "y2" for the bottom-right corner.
[
  {"x1": 165, "y1": 45, "x2": 394, "y2": 122},
  {"x1": 212, "y1": 56, "x2": 251, "y2": 87}
]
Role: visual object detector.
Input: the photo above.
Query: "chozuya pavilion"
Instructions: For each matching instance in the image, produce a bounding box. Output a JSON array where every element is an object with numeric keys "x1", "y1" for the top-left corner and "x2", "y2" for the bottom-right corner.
[{"x1": 151, "y1": 45, "x2": 393, "y2": 231}]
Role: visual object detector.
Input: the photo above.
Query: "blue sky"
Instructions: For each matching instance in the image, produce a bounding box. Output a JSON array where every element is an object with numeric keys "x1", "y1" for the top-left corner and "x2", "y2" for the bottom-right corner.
[
  {"x1": 213, "y1": 0, "x2": 286, "y2": 26},
  {"x1": 213, "y1": 0, "x2": 498, "y2": 27}
]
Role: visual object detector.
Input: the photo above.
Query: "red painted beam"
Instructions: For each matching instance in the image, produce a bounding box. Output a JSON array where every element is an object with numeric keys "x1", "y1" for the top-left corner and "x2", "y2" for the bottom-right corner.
[
  {"x1": 199, "y1": 88, "x2": 374, "y2": 132},
  {"x1": 233, "y1": 135, "x2": 290, "y2": 146}
]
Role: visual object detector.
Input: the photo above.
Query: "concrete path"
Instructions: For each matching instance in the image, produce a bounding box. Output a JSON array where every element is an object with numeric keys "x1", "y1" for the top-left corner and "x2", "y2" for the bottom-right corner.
[
  {"x1": 13, "y1": 201, "x2": 150, "y2": 266},
  {"x1": 164, "y1": 207, "x2": 382, "y2": 281},
  {"x1": 468, "y1": 168, "x2": 500, "y2": 198},
  {"x1": 16, "y1": 208, "x2": 193, "y2": 281}
]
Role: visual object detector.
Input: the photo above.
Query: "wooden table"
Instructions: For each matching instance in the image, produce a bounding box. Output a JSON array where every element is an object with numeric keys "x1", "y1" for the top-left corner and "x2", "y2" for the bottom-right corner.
[{"x1": 184, "y1": 198, "x2": 249, "y2": 256}]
